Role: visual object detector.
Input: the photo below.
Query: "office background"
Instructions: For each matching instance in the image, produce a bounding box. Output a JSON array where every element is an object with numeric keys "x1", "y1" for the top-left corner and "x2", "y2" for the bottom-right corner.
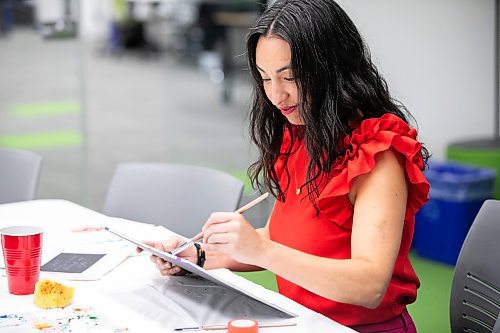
[{"x1": 0, "y1": 0, "x2": 496, "y2": 332}]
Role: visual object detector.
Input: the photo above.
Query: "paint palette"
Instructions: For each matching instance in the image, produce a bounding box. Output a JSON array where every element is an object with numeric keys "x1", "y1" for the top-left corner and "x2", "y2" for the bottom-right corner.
[{"x1": 0, "y1": 307, "x2": 128, "y2": 332}]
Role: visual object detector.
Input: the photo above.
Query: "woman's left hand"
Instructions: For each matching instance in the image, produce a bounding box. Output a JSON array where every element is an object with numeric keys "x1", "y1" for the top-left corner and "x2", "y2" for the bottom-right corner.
[{"x1": 201, "y1": 212, "x2": 266, "y2": 265}]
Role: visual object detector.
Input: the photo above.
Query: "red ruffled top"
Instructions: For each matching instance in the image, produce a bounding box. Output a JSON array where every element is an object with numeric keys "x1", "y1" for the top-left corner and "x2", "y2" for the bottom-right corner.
[{"x1": 269, "y1": 114, "x2": 430, "y2": 326}]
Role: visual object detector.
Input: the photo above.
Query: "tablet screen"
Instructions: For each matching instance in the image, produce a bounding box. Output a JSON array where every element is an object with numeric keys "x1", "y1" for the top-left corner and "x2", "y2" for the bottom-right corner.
[{"x1": 41, "y1": 253, "x2": 106, "y2": 273}]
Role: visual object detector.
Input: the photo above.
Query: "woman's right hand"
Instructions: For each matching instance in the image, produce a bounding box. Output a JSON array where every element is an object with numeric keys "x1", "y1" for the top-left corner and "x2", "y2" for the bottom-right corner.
[{"x1": 136, "y1": 236, "x2": 198, "y2": 276}]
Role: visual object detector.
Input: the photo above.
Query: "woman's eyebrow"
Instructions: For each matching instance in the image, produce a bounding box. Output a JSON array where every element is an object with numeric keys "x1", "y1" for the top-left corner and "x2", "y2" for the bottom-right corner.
[{"x1": 256, "y1": 65, "x2": 292, "y2": 74}]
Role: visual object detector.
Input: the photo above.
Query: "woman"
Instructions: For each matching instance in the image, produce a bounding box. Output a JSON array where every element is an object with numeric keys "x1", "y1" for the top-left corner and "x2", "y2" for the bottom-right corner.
[{"x1": 143, "y1": 0, "x2": 430, "y2": 331}]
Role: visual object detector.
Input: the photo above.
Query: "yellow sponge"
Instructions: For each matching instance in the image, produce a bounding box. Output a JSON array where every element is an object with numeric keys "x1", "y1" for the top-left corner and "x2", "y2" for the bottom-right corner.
[{"x1": 33, "y1": 279, "x2": 75, "y2": 309}]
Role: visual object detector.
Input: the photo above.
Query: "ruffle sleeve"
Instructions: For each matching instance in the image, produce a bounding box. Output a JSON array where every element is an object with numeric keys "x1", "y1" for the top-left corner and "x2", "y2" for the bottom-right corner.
[{"x1": 316, "y1": 114, "x2": 430, "y2": 229}]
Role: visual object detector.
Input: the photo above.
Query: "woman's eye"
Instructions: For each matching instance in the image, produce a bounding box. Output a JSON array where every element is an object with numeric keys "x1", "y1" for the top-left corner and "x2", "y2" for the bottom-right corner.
[
  {"x1": 261, "y1": 78, "x2": 271, "y2": 83},
  {"x1": 284, "y1": 77, "x2": 295, "y2": 82}
]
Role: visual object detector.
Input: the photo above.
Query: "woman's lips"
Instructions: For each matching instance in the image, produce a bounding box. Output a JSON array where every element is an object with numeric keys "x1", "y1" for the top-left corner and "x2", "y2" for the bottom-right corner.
[{"x1": 279, "y1": 105, "x2": 297, "y2": 115}]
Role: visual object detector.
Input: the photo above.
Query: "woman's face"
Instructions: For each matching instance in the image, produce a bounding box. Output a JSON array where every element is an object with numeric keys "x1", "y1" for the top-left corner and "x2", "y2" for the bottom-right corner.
[{"x1": 255, "y1": 36, "x2": 303, "y2": 125}]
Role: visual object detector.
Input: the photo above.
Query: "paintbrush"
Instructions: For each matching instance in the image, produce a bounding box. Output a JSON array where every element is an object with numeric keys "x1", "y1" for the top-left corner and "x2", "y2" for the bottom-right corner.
[
  {"x1": 170, "y1": 192, "x2": 270, "y2": 255},
  {"x1": 173, "y1": 321, "x2": 297, "y2": 331}
]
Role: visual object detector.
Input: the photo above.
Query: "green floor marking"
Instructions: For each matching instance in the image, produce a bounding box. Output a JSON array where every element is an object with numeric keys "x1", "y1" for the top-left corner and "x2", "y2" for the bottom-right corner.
[
  {"x1": 9, "y1": 101, "x2": 80, "y2": 117},
  {"x1": 0, "y1": 131, "x2": 82, "y2": 149}
]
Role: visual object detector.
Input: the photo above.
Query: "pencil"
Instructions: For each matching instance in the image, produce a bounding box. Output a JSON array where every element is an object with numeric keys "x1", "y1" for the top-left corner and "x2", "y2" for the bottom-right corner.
[{"x1": 170, "y1": 192, "x2": 270, "y2": 255}]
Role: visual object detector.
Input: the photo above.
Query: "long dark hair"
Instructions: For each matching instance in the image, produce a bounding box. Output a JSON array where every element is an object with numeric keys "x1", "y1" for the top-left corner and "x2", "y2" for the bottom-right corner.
[{"x1": 247, "y1": 0, "x2": 430, "y2": 203}]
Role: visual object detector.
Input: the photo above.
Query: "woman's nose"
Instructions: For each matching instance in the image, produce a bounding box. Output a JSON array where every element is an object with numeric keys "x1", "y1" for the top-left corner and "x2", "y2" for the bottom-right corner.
[{"x1": 270, "y1": 82, "x2": 288, "y2": 106}]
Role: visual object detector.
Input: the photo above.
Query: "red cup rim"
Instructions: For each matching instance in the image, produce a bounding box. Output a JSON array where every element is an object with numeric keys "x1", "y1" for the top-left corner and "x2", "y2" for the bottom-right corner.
[{"x1": 0, "y1": 226, "x2": 43, "y2": 236}]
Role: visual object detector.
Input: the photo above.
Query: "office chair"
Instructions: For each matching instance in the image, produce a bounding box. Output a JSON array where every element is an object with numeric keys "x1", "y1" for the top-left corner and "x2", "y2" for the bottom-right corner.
[
  {"x1": 0, "y1": 147, "x2": 43, "y2": 204},
  {"x1": 103, "y1": 163, "x2": 244, "y2": 237},
  {"x1": 450, "y1": 199, "x2": 500, "y2": 333}
]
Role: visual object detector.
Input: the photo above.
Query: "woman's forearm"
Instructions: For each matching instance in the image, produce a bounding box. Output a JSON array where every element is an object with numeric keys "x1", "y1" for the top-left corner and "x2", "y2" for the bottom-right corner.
[{"x1": 204, "y1": 250, "x2": 264, "y2": 271}]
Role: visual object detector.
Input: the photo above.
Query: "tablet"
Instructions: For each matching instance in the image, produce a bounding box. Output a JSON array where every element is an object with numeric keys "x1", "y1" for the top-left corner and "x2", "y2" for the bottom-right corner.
[
  {"x1": 40, "y1": 249, "x2": 131, "y2": 281},
  {"x1": 0, "y1": 248, "x2": 130, "y2": 281},
  {"x1": 104, "y1": 227, "x2": 297, "y2": 318}
]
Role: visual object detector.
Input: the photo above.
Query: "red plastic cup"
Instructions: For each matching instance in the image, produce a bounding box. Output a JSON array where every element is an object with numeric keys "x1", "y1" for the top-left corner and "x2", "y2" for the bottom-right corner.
[{"x1": 1, "y1": 226, "x2": 43, "y2": 295}]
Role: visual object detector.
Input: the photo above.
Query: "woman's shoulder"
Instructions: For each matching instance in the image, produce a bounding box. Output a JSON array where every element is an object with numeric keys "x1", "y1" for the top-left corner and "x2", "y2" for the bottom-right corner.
[
  {"x1": 339, "y1": 114, "x2": 423, "y2": 167},
  {"x1": 316, "y1": 113, "x2": 430, "y2": 228},
  {"x1": 348, "y1": 113, "x2": 418, "y2": 146},
  {"x1": 339, "y1": 113, "x2": 427, "y2": 188}
]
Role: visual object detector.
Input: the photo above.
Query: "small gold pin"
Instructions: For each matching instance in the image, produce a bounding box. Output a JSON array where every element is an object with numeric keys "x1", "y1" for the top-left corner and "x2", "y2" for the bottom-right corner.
[{"x1": 296, "y1": 188, "x2": 301, "y2": 195}]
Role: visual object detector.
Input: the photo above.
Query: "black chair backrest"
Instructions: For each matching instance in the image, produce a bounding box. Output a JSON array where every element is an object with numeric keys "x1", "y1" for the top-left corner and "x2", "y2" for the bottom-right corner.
[{"x1": 450, "y1": 199, "x2": 500, "y2": 333}]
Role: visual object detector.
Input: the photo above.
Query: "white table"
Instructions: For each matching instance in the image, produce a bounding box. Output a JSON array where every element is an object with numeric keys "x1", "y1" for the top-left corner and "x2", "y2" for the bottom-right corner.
[{"x1": 0, "y1": 200, "x2": 354, "y2": 332}]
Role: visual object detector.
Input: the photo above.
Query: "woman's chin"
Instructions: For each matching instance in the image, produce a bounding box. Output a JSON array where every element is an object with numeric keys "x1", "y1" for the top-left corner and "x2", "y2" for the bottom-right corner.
[{"x1": 286, "y1": 115, "x2": 305, "y2": 126}]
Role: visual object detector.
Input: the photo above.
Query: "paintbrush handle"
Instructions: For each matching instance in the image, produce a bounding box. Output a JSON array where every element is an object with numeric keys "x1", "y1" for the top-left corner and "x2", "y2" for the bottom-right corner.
[
  {"x1": 190, "y1": 231, "x2": 204, "y2": 243},
  {"x1": 170, "y1": 192, "x2": 269, "y2": 255},
  {"x1": 192, "y1": 192, "x2": 269, "y2": 243},
  {"x1": 174, "y1": 322, "x2": 297, "y2": 331},
  {"x1": 234, "y1": 192, "x2": 270, "y2": 214}
]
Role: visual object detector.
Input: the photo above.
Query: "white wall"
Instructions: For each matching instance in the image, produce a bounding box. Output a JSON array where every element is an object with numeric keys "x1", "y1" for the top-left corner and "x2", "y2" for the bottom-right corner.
[
  {"x1": 75, "y1": 0, "x2": 496, "y2": 160},
  {"x1": 339, "y1": 0, "x2": 495, "y2": 160}
]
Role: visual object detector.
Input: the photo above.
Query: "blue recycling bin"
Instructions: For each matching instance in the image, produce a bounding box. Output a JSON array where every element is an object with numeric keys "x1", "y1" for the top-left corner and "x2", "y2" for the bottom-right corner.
[{"x1": 413, "y1": 162, "x2": 495, "y2": 265}]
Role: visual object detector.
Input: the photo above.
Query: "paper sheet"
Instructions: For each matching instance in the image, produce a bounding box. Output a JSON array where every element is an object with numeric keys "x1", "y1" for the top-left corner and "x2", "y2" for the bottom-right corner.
[{"x1": 0, "y1": 285, "x2": 165, "y2": 333}]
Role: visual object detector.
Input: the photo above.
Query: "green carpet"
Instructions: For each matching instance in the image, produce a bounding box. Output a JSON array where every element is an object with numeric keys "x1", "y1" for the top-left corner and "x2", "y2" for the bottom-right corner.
[
  {"x1": 235, "y1": 270, "x2": 278, "y2": 292},
  {"x1": 236, "y1": 252, "x2": 454, "y2": 332},
  {"x1": 409, "y1": 252, "x2": 454, "y2": 333}
]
